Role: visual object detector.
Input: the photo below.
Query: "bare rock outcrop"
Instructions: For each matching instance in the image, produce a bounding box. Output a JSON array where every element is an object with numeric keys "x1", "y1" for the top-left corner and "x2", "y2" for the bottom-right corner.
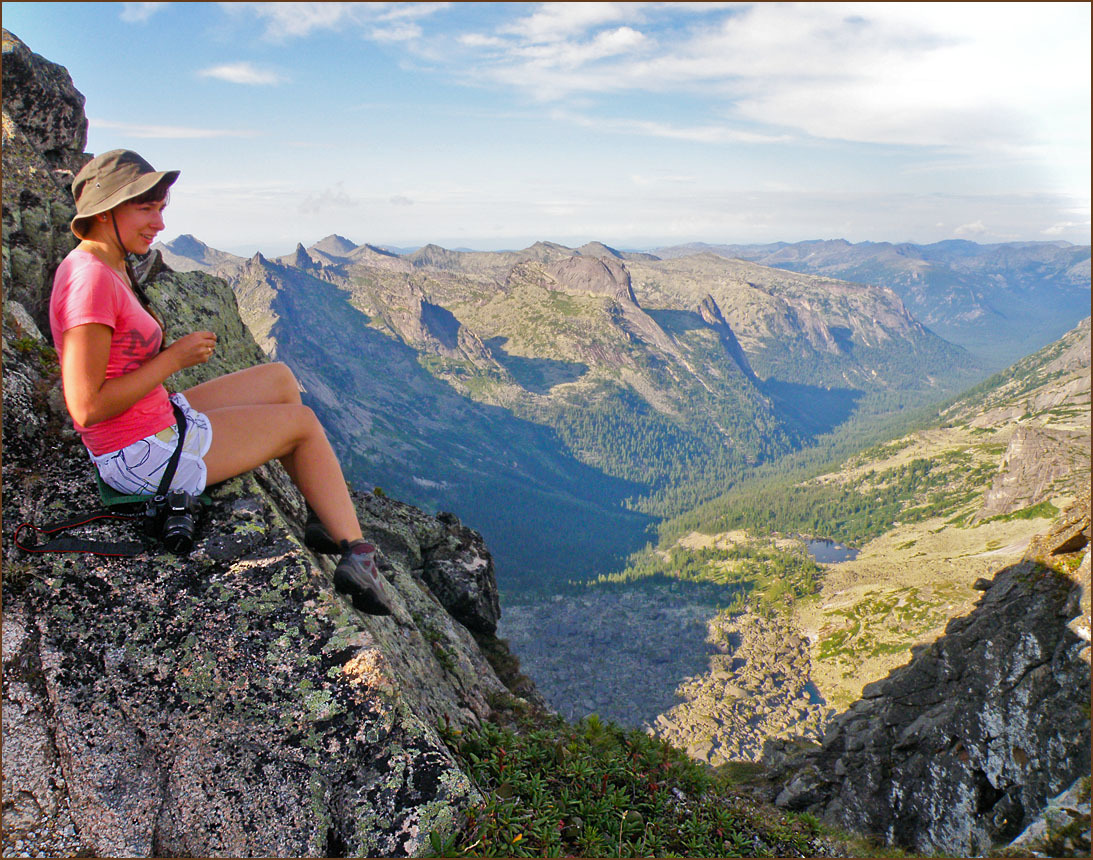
[
  {"x1": 542, "y1": 256, "x2": 683, "y2": 360},
  {"x1": 698, "y1": 293, "x2": 757, "y2": 380},
  {"x1": 774, "y1": 498, "x2": 1091, "y2": 856},
  {"x1": 2, "y1": 29, "x2": 87, "y2": 332},
  {"x1": 974, "y1": 424, "x2": 1090, "y2": 520},
  {"x1": 544, "y1": 256, "x2": 637, "y2": 304},
  {"x1": 1, "y1": 28, "x2": 87, "y2": 175},
  {"x1": 1, "y1": 270, "x2": 540, "y2": 856}
]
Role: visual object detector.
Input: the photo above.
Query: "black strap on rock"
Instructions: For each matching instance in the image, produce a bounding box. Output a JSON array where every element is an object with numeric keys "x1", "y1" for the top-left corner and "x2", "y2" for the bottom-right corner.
[
  {"x1": 13, "y1": 511, "x2": 145, "y2": 556},
  {"x1": 13, "y1": 402, "x2": 189, "y2": 557}
]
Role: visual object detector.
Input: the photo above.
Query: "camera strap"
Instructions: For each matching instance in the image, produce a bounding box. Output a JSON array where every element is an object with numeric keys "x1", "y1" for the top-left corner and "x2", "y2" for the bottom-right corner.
[
  {"x1": 13, "y1": 510, "x2": 146, "y2": 556},
  {"x1": 13, "y1": 402, "x2": 191, "y2": 557},
  {"x1": 156, "y1": 400, "x2": 188, "y2": 497}
]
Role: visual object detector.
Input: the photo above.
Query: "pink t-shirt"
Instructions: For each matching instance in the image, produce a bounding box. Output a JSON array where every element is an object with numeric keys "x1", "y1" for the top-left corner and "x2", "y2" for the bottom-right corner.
[{"x1": 49, "y1": 249, "x2": 174, "y2": 456}]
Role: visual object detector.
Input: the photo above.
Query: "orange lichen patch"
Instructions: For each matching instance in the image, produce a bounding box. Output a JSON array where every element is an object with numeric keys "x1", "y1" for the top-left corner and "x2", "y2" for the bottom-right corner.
[{"x1": 341, "y1": 649, "x2": 395, "y2": 693}]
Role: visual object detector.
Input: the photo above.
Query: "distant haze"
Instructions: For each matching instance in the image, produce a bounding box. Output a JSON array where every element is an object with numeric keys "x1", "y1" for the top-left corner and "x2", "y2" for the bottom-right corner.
[{"x1": 4, "y1": 2, "x2": 1089, "y2": 253}]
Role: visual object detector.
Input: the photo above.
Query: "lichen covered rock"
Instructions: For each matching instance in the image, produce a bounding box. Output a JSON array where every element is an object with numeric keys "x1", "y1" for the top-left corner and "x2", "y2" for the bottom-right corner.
[
  {"x1": 2, "y1": 270, "x2": 538, "y2": 857},
  {"x1": 2, "y1": 29, "x2": 86, "y2": 332}
]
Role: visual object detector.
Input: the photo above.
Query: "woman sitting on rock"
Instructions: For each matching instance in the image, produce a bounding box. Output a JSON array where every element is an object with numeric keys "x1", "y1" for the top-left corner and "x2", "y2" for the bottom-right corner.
[{"x1": 49, "y1": 149, "x2": 393, "y2": 615}]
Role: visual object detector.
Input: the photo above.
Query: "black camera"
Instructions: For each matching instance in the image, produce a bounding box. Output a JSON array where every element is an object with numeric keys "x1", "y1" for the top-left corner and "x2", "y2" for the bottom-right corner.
[{"x1": 144, "y1": 489, "x2": 201, "y2": 554}]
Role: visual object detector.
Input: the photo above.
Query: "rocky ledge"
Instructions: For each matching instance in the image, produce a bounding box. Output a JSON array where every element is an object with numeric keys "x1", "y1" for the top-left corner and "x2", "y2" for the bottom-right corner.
[
  {"x1": 2, "y1": 33, "x2": 543, "y2": 854},
  {"x1": 1, "y1": 290, "x2": 541, "y2": 858}
]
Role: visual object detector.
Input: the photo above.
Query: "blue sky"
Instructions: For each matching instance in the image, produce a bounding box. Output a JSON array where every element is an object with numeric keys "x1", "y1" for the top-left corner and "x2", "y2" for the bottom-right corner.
[{"x1": 4, "y1": 2, "x2": 1090, "y2": 255}]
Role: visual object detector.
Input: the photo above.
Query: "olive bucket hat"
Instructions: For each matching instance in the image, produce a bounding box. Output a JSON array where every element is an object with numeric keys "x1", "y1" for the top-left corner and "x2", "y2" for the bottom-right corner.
[{"x1": 70, "y1": 149, "x2": 179, "y2": 239}]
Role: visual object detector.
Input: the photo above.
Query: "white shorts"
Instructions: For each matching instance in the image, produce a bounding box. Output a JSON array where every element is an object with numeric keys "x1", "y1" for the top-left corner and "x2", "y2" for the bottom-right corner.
[{"x1": 90, "y1": 393, "x2": 214, "y2": 495}]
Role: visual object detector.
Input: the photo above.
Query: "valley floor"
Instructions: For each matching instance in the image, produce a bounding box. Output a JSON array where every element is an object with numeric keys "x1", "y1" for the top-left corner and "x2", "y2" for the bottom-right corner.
[{"x1": 499, "y1": 505, "x2": 1071, "y2": 767}]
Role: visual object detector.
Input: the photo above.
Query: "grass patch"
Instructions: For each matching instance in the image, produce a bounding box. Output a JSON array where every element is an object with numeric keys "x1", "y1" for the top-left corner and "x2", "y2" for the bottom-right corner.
[{"x1": 978, "y1": 500, "x2": 1060, "y2": 525}]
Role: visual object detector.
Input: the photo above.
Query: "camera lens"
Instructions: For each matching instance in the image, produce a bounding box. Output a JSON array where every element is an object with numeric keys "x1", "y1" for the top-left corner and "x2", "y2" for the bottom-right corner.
[{"x1": 162, "y1": 514, "x2": 195, "y2": 554}]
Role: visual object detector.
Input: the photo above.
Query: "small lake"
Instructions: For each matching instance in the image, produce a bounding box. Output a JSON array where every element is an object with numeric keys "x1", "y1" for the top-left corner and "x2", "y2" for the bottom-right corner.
[
  {"x1": 804, "y1": 538, "x2": 859, "y2": 564},
  {"x1": 802, "y1": 681, "x2": 826, "y2": 705}
]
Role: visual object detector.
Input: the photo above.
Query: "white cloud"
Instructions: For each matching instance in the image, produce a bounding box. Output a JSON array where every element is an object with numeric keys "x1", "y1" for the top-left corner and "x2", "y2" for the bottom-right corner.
[
  {"x1": 516, "y1": 26, "x2": 647, "y2": 69},
  {"x1": 553, "y1": 109, "x2": 789, "y2": 145},
  {"x1": 299, "y1": 183, "x2": 359, "y2": 215},
  {"x1": 120, "y1": 2, "x2": 168, "y2": 23},
  {"x1": 390, "y1": 195, "x2": 415, "y2": 207},
  {"x1": 451, "y1": 2, "x2": 1089, "y2": 158},
  {"x1": 459, "y1": 33, "x2": 507, "y2": 49},
  {"x1": 222, "y1": 1, "x2": 447, "y2": 41},
  {"x1": 226, "y1": 2, "x2": 362, "y2": 40},
  {"x1": 1042, "y1": 220, "x2": 1091, "y2": 237},
  {"x1": 371, "y1": 23, "x2": 423, "y2": 43},
  {"x1": 954, "y1": 220, "x2": 988, "y2": 237},
  {"x1": 376, "y1": 3, "x2": 450, "y2": 23},
  {"x1": 198, "y1": 62, "x2": 284, "y2": 85},
  {"x1": 501, "y1": 2, "x2": 634, "y2": 42},
  {"x1": 90, "y1": 118, "x2": 258, "y2": 139}
]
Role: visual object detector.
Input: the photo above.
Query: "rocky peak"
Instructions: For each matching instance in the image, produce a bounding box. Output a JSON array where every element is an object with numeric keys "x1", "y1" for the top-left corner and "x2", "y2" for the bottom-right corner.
[
  {"x1": 544, "y1": 255, "x2": 637, "y2": 304},
  {"x1": 309, "y1": 233, "x2": 358, "y2": 258},
  {"x1": 576, "y1": 241, "x2": 624, "y2": 259},
  {"x1": 525, "y1": 240, "x2": 573, "y2": 261},
  {"x1": 2, "y1": 29, "x2": 87, "y2": 181},
  {"x1": 286, "y1": 242, "x2": 316, "y2": 269},
  {"x1": 165, "y1": 233, "x2": 211, "y2": 258},
  {"x1": 406, "y1": 243, "x2": 462, "y2": 270}
]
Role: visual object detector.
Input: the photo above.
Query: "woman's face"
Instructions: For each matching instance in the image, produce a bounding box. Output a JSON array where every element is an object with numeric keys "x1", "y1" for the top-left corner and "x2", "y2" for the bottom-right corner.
[{"x1": 110, "y1": 197, "x2": 168, "y2": 255}]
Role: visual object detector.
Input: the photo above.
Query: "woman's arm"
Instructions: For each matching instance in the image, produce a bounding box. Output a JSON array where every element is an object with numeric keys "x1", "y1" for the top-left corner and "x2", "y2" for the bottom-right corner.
[{"x1": 61, "y1": 323, "x2": 217, "y2": 426}]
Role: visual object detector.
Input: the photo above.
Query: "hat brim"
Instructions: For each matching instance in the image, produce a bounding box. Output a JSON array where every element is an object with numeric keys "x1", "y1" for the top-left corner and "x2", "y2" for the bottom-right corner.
[{"x1": 70, "y1": 169, "x2": 180, "y2": 239}]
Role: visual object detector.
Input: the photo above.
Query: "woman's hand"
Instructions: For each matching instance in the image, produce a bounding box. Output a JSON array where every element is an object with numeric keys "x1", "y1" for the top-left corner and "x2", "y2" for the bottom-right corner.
[{"x1": 164, "y1": 330, "x2": 217, "y2": 371}]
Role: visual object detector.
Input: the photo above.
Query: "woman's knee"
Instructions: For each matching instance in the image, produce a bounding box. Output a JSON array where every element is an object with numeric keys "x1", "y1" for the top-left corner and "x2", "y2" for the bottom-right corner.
[
  {"x1": 268, "y1": 362, "x2": 302, "y2": 404},
  {"x1": 288, "y1": 403, "x2": 324, "y2": 439}
]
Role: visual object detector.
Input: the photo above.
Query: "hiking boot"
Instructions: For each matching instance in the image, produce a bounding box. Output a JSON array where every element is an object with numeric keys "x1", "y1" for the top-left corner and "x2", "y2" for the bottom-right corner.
[
  {"x1": 333, "y1": 540, "x2": 394, "y2": 616},
  {"x1": 303, "y1": 506, "x2": 341, "y2": 554}
]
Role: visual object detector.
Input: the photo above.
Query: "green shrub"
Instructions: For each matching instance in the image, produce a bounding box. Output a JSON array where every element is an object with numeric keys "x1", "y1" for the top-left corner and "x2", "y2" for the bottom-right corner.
[{"x1": 431, "y1": 712, "x2": 833, "y2": 857}]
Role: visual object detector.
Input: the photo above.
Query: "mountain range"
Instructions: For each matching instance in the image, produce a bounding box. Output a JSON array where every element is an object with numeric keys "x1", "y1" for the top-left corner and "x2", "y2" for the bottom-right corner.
[
  {"x1": 650, "y1": 239, "x2": 1090, "y2": 367},
  {"x1": 6, "y1": 28, "x2": 1089, "y2": 858},
  {"x1": 156, "y1": 233, "x2": 998, "y2": 593}
]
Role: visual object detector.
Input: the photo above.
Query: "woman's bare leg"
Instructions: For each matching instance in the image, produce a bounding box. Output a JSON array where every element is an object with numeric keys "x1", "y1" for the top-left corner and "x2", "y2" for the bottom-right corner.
[
  {"x1": 183, "y1": 362, "x2": 302, "y2": 411},
  {"x1": 200, "y1": 402, "x2": 362, "y2": 544},
  {"x1": 184, "y1": 362, "x2": 308, "y2": 485}
]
